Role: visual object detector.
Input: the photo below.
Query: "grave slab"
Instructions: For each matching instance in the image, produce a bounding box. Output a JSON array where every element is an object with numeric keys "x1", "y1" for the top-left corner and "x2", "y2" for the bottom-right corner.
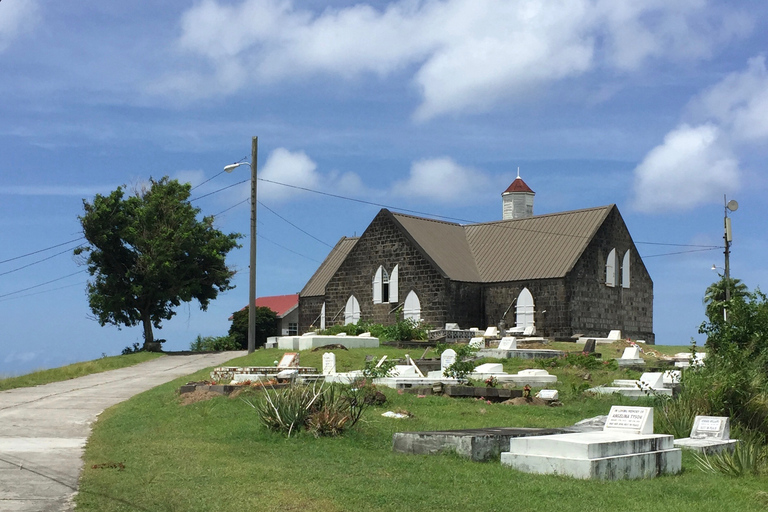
[
  {"x1": 674, "y1": 416, "x2": 738, "y2": 454},
  {"x1": 500, "y1": 406, "x2": 681, "y2": 480}
]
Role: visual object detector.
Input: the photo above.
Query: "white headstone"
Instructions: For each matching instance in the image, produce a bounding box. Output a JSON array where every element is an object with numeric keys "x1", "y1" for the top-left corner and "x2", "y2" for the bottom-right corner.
[
  {"x1": 277, "y1": 352, "x2": 299, "y2": 368},
  {"x1": 621, "y1": 346, "x2": 641, "y2": 359},
  {"x1": 523, "y1": 325, "x2": 536, "y2": 336},
  {"x1": 537, "y1": 389, "x2": 559, "y2": 400},
  {"x1": 441, "y1": 349, "x2": 457, "y2": 371},
  {"x1": 473, "y1": 363, "x2": 504, "y2": 374},
  {"x1": 469, "y1": 337, "x2": 485, "y2": 349},
  {"x1": 604, "y1": 406, "x2": 653, "y2": 435},
  {"x1": 638, "y1": 372, "x2": 664, "y2": 389},
  {"x1": 608, "y1": 330, "x2": 623, "y2": 340},
  {"x1": 498, "y1": 337, "x2": 517, "y2": 350},
  {"x1": 690, "y1": 416, "x2": 730, "y2": 440},
  {"x1": 358, "y1": 332, "x2": 371, "y2": 337},
  {"x1": 322, "y1": 352, "x2": 336, "y2": 375},
  {"x1": 445, "y1": 323, "x2": 460, "y2": 330},
  {"x1": 483, "y1": 326, "x2": 499, "y2": 337}
]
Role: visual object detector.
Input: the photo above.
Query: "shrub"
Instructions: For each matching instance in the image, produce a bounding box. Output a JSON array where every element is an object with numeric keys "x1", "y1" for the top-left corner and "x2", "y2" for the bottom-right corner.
[
  {"x1": 537, "y1": 352, "x2": 616, "y2": 371},
  {"x1": 694, "y1": 437, "x2": 768, "y2": 477},
  {"x1": 362, "y1": 359, "x2": 397, "y2": 378},
  {"x1": 122, "y1": 343, "x2": 142, "y2": 355},
  {"x1": 435, "y1": 343, "x2": 479, "y2": 380},
  {"x1": 190, "y1": 335, "x2": 241, "y2": 352},
  {"x1": 244, "y1": 379, "x2": 380, "y2": 438}
]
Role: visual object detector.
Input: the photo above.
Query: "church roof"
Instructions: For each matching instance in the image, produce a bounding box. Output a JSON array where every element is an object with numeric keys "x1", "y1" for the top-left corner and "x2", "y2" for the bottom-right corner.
[
  {"x1": 300, "y1": 236, "x2": 359, "y2": 297},
  {"x1": 502, "y1": 177, "x2": 534, "y2": 194},
  {"x1": 391, "y1": 205, "x2": 614, "y2": 282}
]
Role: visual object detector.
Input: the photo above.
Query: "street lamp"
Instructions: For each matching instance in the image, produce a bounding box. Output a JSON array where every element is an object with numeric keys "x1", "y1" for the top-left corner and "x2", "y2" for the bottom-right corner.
[{"x1": 225, "y1": 136, "x2": 258, "y2": 353}]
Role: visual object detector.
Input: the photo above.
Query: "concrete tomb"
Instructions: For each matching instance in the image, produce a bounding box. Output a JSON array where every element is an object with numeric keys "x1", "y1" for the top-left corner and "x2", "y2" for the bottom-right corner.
[
  {"x1": 501, "y1": 405, "x2": 682, "y2": 480},
  {"x1": 466, "y1": 366, "x2": 557, "y2": 387},
  {"x1": 276, "y1": 333, "x2": 379, "y2": 350},
  {"x1": 673, "y1": 352, "x2": 706, "y2": 368},
  {"x1": 498, "y1": 337, "x2": 517, "y2": 350},
  {"x1": 537, "y1": 389, "x2": 559, "y2": 401},
  {"x1": 483, "y1": 326, "x2": 499, "y2": 338},
  {"x1": 322, "y1": 352, "x2": 336, "y2": 375},
  {"x1": 617, "y1": 346, "x2": 645, "y2": 366},
  {"x1": 674, "y1": 416, "x2": 738, "y2": 454}
]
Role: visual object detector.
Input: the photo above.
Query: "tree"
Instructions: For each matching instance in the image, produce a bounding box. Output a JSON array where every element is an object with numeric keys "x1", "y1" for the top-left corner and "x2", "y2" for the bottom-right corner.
[
  {"x1": 228, "y1": 307, "x2": 279, "y2": 350},
  {"x1": 703, "y1": 277, "x2": 749, "y2": 322},
  {"x1": 76, "y1": 177, "x2": 242, "y2": 350}
]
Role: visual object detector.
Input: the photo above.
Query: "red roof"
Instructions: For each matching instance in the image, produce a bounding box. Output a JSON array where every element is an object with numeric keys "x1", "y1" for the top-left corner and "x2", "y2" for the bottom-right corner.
[
  {"x1": 249, "y1": 294, "x2": 299, "y2": 317},
  {"x1": 503, "y1": 177, "x2": 534, "y2": 194}
]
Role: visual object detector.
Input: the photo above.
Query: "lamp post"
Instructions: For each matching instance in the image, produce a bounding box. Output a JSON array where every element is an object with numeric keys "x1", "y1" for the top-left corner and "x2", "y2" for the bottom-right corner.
[{"x1": 224, "y1": 136, "x2": 258, "y2": 353}]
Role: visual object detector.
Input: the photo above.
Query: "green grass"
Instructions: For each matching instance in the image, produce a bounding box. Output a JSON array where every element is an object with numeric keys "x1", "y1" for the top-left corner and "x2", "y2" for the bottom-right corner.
[
  {"x1": 74, "y1": 345, "x2": 767, "y2": 512},
  {"x1": 0, "y1": 352, "x2": 164, "y2": 391}
]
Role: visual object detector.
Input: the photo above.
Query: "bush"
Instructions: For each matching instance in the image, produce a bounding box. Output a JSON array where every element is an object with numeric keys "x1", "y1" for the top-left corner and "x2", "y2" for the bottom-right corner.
[
  {"x1": 320, "y1": 319, "x2": 431, "y2": 342},
  {"x1": 435, "y1": 343, "x2": 479, "y2": 380},
  {"x1": 243, "y1": 379, "x2": 380, "y2": 438},
  {"x1": 190, "y1": 335, "x2": 241, "y2": 352},
  {"x1": 537, "y1": 352, "x2": 616, "y2": 371}
]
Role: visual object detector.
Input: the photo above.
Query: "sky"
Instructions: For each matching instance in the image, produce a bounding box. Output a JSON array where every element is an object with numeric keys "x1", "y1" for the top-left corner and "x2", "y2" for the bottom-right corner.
[{"x1": 1, "y1": 0, "x2": 767, "y2": 377}]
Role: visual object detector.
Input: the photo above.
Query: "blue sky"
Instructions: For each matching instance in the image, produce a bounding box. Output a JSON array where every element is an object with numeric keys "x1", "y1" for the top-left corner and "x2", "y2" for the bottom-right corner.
[{"x1": 1, "y1": 0, "x2": 767, "y2": 376}]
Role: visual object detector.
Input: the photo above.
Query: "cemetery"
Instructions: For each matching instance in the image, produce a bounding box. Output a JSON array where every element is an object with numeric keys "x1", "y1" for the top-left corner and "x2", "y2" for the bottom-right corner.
[{"x1": 74, "y1": 331, "x2": 768, "y2": 511}]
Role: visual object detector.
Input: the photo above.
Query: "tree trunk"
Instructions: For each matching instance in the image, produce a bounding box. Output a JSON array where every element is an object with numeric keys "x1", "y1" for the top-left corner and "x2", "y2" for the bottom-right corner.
[{"x1": 142, "y1": 313, "x2": 158, "y2": 351}]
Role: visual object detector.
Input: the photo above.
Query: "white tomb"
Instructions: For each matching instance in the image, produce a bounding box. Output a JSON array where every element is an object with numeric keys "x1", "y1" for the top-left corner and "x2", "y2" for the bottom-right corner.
[
  {"x1": 440, "y1": 349, "x2": 457, "y2": 376},
  {"x1": 537, "y1": 389, "x2": 559, "y2": 400},
  {"x1": 322, "y1": 352, "x2": 336, "y2": 375},
  {"x1": 497, "y1": 337, "x2": 517, "y2": 350},
  {"x1": 673, "y1": 352, "x2": 706, "y2": 368},
  {"x1": 483, "y1": 326, "x2": 499, "y2": 338},
  {"x1": 501, "y1": 406, "x2": 682, "y2": 479},
  {"x1": 617, "y1": 345, "x2": 645, "y2": 366},
  {"x1": 466, "y1": 366, "x2": 557, "y2": 387},
  {"x1": 674, "y1": 416, "x2": 738, "y2": 454}
]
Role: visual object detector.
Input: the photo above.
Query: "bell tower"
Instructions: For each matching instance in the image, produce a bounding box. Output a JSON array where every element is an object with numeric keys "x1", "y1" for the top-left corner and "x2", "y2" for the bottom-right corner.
[{"x1": 502, "y1": 169, "x2": 535, "y2": 220}]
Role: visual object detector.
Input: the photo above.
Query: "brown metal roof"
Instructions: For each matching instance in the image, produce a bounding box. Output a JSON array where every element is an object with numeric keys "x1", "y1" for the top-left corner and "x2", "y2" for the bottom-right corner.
[
  {"x1": 466, "y1": 205, "x2": 612, "y2": 282},
  {"x1": 394, "y1": 205, "x2": 612, "y2": 283},
  {"x1": 299, "y1": 236, "x2": 359, "y2": 297},
  {"x1": 391, "y1": 213, "x2": 481, "y2": 281}
]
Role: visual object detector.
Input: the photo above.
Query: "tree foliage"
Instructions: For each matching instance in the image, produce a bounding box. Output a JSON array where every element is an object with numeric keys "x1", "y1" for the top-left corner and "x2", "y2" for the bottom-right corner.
[
  {"x1": 703, "y1": 276, "x2": 749, "y2": 322},
  {"x1": 228, "y1": 306, "x2": 279, "y2": 350},
  {"x1": 76, "y1": 177, "x2": 241, "y2": 350}
]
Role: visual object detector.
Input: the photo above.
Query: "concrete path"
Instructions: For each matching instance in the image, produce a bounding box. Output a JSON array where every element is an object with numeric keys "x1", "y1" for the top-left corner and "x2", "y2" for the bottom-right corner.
[{"x1": 0, "y1": 351, "x2": 246, "y2": 512}]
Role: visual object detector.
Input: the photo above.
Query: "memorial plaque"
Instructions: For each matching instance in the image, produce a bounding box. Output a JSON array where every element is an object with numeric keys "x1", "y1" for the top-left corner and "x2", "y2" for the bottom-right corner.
[
  {"x1": 498, "y1": 337, "x2": 517, "y2": 350},
  {"x1": 690, "y1": 416, "x2": 730, "y2": 440},
  {"x1": 538, "y1": 389, "x2": 559, "y2": 400},
  {"x1": 604, "y1": 406, "x2": 653, "y2": 435}
]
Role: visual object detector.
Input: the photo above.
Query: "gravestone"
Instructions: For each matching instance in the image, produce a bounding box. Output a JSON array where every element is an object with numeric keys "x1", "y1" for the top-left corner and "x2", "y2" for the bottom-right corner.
[
  {"x1": 621, "y1": 346, "x2": 641, "y2": 359},
  {"x1": 583, "y1": 339, "x2": 596, "y2": 353},
  {"x1": 603, "y1": 405, "x2": 653, "y2": 435},
  {"x1": 690, "y1": 416, "x2": 730, "y2": 440},
  {"x1": 607, "y1": 330, "x2": 622, "y2": 340},
  {"x1": 322, "y1": 352, "x2": 336, "y2": 375},
  {"x1": 498, "y1": 337, "x2": 517, "y2": 350},
  {"x1": 277, "y1": 352, "x2": 299, "y2": 368},
  {"x1": 638, "y1": 372, "x2": 664, "y2": 390},
  {"x1": 538, "y1": 389, "x2": 559, "y2": 400},
  {"x1": 674, "y1": 415, "x2": 737, "y2": 454},
  {"x1": 441, "y1": 349, "x2": 457, "y2": 373},
  {"x1": 473, "y1": 363, "x2": 504, "y2": 374},
  {"x1": 469, "y1": 337, "x2": 485, "y2": 349},
  {"x1": 445, "y1": 323, "x2": 460, "y2": 330}
]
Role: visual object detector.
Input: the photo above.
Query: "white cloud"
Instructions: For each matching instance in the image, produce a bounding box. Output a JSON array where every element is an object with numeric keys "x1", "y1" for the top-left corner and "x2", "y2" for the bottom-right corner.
[
  {"x1": 174, "y1": 169, "x2": 207, "y2": 188},
  {"x1": 0, "y1": 0, "x2": 40, "y2": 52},
  {"x1": 632, "y1": 56, "x2": 768, "y2": 213},
  {"x1": 691, "y1": 55, "x2": 768, "y2": 143},
  {"x1": 159, "y1": 0, "x2": 747, "y2": 119},
  {"x1": 255, "y1": 147, "x2": 364, "y2": 202},
  {"x1": 632, "y1": 124, "x2": 739, "y2": 213},
  {"x1": 391, "y1": 157, "x2": 489, "y2": 202}
]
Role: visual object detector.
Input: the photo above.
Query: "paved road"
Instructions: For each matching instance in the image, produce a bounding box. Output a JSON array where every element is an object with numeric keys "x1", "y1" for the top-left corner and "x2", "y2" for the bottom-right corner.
[{"x1": 0, "y1": 351, "x2": 246, "y2": 512}]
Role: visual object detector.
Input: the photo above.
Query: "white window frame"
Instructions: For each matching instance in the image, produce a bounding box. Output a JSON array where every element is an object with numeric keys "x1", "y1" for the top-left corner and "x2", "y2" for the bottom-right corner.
[
  {"x1": 621, "y1": 250, "x2": 631, "y2": 289},
  {"x1": 606, "y1": 248, "x2": 618, "y2": 287}
]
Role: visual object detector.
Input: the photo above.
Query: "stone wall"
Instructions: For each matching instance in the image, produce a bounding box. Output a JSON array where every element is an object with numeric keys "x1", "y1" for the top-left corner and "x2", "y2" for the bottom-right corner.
[
  {"x1": 565, "y1": 207, "x2": 655, "y2": 343},
  {"x1": 320, "y1": 210, "x2": 450, "y2": 330},
  {"x1": 481, "y1": 279, "x2": 569, "y2": 338}
]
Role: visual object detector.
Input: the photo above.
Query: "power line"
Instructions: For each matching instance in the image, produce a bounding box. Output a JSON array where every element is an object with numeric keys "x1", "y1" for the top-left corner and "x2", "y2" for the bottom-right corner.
[
  {"x1": 0, "y1": 237, "x2": 85, "y2": 265},
  {"x1": 0, "y1": 270, "x2": 87, "y2": 299},
  {"x1": 188, "y1": 179, "x2": 248, "y2": 202},
  {"x1": 642, "y1": 247, "x2": 720, "y2": 258},
  {"x1": 0, "y1": 280, "x2": 87, "y2": 303},
  {"x1": 0, "y1": 245, "x2": 84, "y2": 277},
  {"x1": 189, "y1": 170, "x2": 227, "y2": 192},
  {"x1": 258, "y1": 201, "x2": 333, "y2": 248},
  {"x1": 258, "y1": 234, "x2": 322, "y2": 263}
]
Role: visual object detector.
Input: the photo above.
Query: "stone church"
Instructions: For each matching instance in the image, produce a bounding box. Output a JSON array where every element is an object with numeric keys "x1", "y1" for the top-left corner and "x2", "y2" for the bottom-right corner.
[{"x1": 298, "y1": 176, "x2": 654, "y2": 343}]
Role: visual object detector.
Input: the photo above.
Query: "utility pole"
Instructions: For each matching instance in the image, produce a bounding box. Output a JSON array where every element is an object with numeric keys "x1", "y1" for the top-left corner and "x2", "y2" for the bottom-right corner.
[
  {"x1": 723, "y1": 195, "x2": 738, "y2": 319},
  {"x1": 248, "y1": 137, "x2": 258, "y2": 353}
]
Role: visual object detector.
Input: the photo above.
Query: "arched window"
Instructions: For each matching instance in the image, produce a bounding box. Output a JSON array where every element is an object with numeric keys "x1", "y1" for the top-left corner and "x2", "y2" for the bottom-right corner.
[
  {"x1": 320, "y1": 302, "x2": 326, "y2": 330},
  {"x1": 621, "y1": 250, "x2": 631, "y2": 289},
  {"x1": 344, "y1": 295, "x2": 360, "y2": 325},
  {"x1": 373, "y1": 265, "x2": 399, "y2": 304},
  {"x1": 403, "y1": 290, "x2": 421, "y2": 322},
  {"x1": 606, "y1": 248, "x2": 618, "y2": 287},
  {"x1": 515, "y1": 288, "x2": 535, "y2": 329}
]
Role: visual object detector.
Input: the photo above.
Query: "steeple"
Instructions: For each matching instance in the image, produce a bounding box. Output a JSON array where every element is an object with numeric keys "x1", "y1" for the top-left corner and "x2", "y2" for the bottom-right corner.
[{"x1": 502, "y1": 168, "x2": 535, "y2": 220}]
